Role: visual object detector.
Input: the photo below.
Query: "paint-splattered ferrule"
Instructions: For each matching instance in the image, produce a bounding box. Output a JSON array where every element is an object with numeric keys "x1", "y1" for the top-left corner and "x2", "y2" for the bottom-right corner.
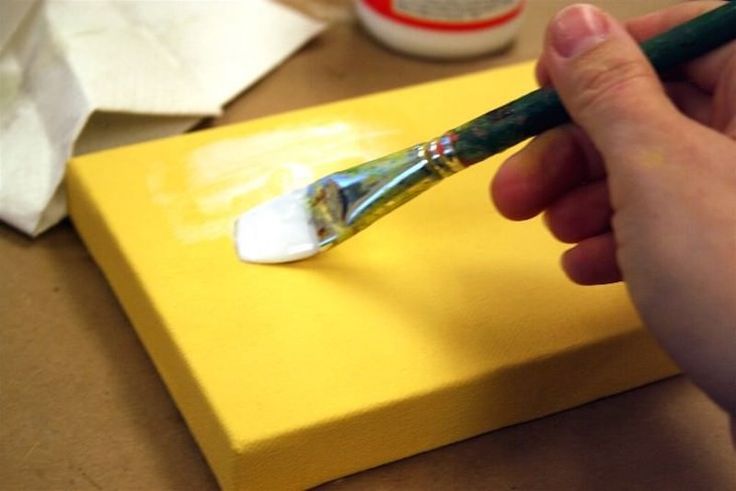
[
  {"x1": 426, "y1": 134, "x2": 465, "y2": 176},
  {"x1": 306, "y1": 135, "x2": 464, "y2": 251}
]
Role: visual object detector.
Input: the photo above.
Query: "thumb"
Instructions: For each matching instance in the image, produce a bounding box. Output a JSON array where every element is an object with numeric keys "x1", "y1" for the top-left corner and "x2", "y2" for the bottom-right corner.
[{"x1": 542, "y1": 4, "x2": 682, "y2": 155}]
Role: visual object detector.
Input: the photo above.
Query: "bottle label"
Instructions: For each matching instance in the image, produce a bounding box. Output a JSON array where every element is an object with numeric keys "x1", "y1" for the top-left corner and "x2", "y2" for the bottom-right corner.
[{"x1": 362, "y1": 0, "x2": 524, "y2": 31}]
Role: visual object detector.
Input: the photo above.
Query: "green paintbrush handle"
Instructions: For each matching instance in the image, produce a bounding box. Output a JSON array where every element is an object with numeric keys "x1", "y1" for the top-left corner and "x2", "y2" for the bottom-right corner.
[
  {"x1": 302, "y1": 3, "x2": 736, "y2": 254},
  {"x1": 451, "y1": 2, "x2": 736, "y2": 166}
]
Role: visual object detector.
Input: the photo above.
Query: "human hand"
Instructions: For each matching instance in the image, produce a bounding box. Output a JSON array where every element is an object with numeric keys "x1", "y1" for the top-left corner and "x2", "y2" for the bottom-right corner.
[{"x1": 491, "y1": 2, "x2": 736, "y2": 414}]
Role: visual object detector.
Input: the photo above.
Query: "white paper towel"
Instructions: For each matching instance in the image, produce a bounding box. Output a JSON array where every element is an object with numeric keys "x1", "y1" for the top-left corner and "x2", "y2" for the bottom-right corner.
[{"x1": 0, "y1": 0, "x2": 324, "y2": 236}]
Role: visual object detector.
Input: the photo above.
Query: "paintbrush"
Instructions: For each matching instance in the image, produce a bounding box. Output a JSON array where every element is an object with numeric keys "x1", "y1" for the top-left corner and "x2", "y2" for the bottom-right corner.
[{"x1": 235, "y1": 3, "x2": 736, "y2": 264}]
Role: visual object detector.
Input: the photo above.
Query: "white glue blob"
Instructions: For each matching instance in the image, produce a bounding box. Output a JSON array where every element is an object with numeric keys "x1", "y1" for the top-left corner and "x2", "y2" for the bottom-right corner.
[{"x1": 234, "y1": 188, "x2": 320, "y2": 263}]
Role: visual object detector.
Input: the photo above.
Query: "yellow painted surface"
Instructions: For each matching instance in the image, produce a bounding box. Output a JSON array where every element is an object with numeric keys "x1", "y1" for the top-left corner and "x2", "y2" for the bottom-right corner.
[{"x1": 67, "y1": 61, "x2": 677, "y2": 490}]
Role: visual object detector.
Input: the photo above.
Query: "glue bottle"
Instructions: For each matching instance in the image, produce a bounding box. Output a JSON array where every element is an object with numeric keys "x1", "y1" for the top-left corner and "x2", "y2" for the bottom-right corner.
[{"x1": 355, "y1": 0, "x2": 526, "y2": 59}]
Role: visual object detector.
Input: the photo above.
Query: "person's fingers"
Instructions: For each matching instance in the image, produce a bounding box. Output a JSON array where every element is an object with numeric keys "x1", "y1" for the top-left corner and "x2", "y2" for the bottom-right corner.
[
  {"x1": 681, "y1": 42, "x2": 735, "y2": 95},
  {"x1": 561, "y1": 232, "x2": 621, "y2": 285},
  {"x1": 625, "y1": 1, "x2": 734, "y2": 93},
  {"x1": 537, "y1": 2, "x2": 733, "y2": 94},
  {"x1": 491, "y1": 126, "x2": 602, "y2": 220},
  {"x1": 665, "y1": 82, "x2": 713, "y2": 125},
  {"x1": 544, "y1": 180, "x2": 611, "y2": 244},
  {"x1": 540, "y1": 4, "x2": 687, "y2": 170},
  {"x1": 535, "y1": 59, "x2": 551, "y2": 87},
  {"x1": 711, "y1": 51, "x2": 736, "y2": 138}
]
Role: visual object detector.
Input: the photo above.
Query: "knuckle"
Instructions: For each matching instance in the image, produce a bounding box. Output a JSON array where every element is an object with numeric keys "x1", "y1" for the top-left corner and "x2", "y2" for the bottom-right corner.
[{"x1": 572, "y1": 56, "x2": 655, "y2": 115}]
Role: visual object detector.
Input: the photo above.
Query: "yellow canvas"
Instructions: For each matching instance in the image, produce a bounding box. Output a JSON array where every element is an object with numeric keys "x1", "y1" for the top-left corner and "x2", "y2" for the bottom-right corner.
[{"x1": 67, "y1": 61, "x2": 677, "y2": 490}]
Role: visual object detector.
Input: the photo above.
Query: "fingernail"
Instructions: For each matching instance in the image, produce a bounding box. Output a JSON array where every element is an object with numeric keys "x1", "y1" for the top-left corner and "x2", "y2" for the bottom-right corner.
[{"x1": 551, "y1": 4, "x2": 610, "y2": 58}]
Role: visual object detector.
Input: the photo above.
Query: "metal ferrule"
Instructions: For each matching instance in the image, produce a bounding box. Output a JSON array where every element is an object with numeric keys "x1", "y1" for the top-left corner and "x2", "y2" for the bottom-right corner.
[
  {"x1": 424, "y1": 134, "x2": 465, "y2": 177},
  {"x1": 306, "y1": 134, "x2": 464, "y2": 251}
]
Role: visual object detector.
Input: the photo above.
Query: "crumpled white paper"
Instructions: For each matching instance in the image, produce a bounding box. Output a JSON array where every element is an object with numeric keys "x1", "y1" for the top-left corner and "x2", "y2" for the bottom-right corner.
[{"x1": 0, "y1": 0, "x2": 324, "y2": 236}]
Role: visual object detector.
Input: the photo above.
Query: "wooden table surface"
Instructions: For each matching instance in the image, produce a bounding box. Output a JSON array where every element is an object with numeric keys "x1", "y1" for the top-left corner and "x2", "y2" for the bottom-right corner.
[{"x1": 2, "y1": 1, "x2": 734, "y2": 489}]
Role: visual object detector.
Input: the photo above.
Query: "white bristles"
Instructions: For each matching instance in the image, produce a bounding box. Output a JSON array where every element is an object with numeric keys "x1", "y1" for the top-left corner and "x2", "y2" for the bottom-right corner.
[{"x1": 234, "y1": 188, "x2": 320, "y2": 264}]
